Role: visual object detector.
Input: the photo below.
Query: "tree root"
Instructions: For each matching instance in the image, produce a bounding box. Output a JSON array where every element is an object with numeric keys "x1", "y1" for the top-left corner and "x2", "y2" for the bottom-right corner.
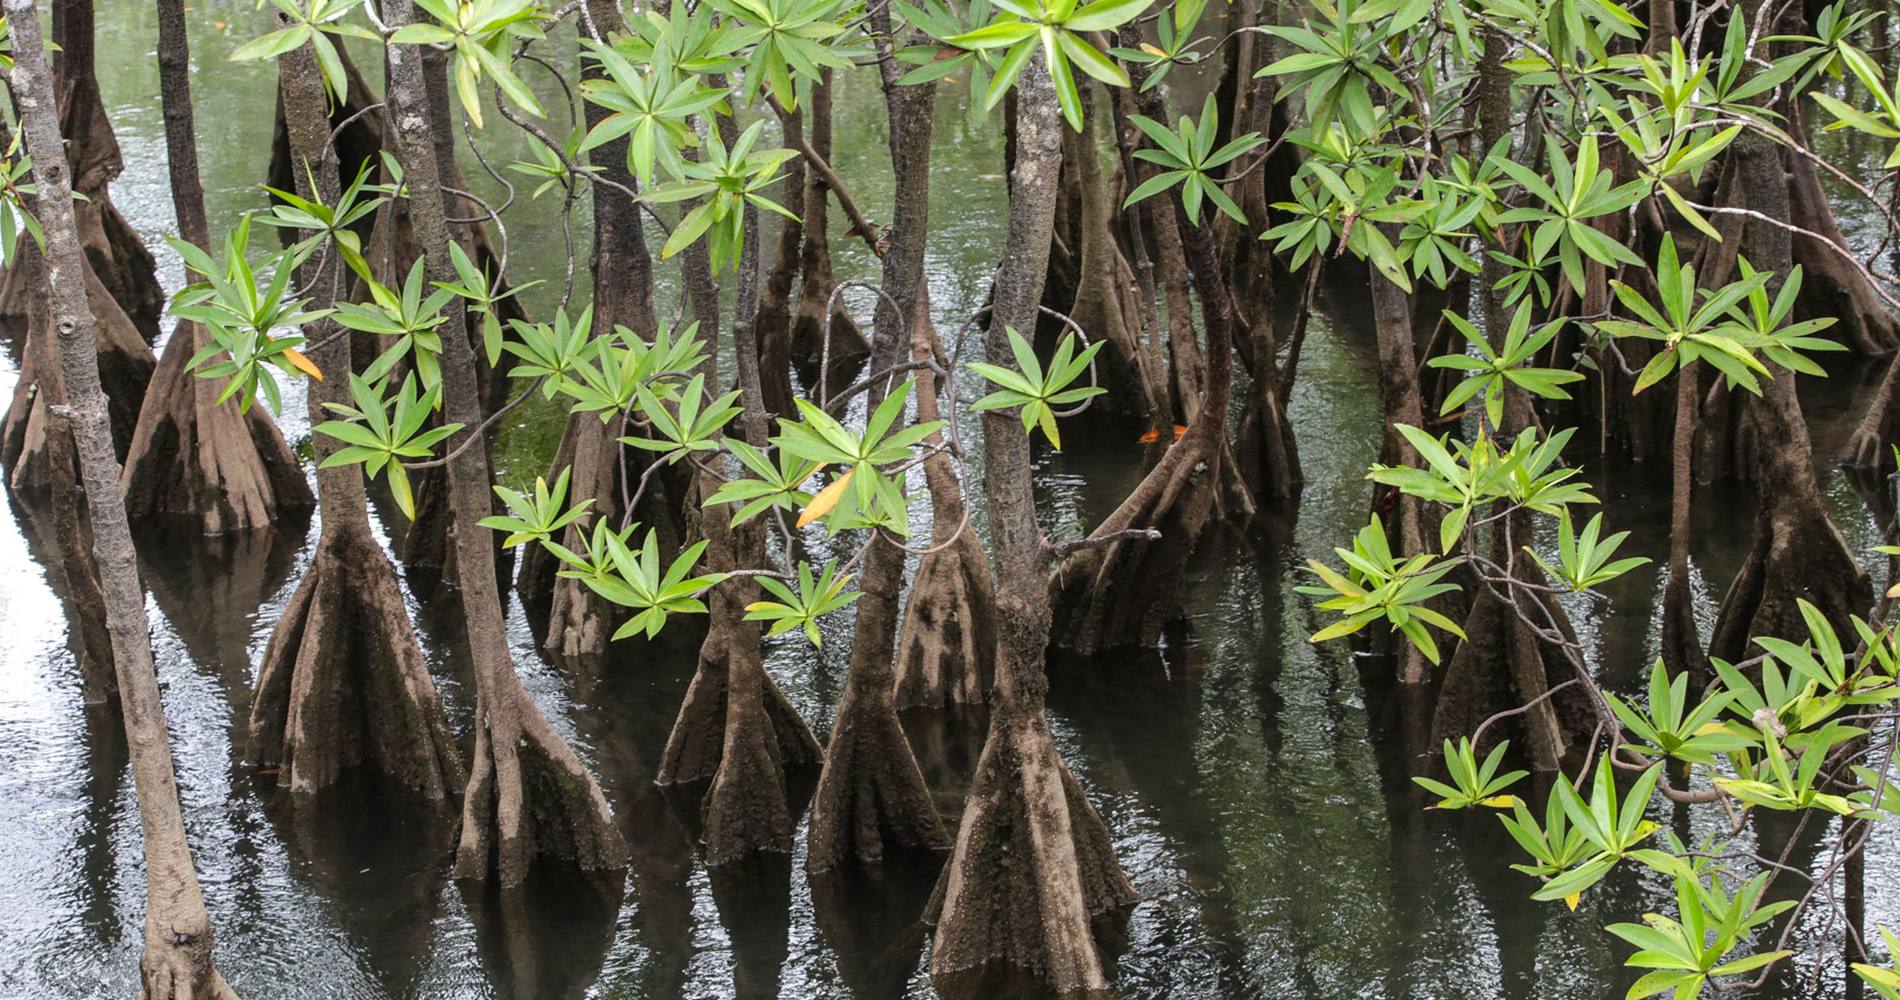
[
  {"x1": 1048, "y1": 433, "x2": 1217, "y2": 654},
  {"x1": 658, "y1": 621, "x2": 823, "y2": 864},
  {"x1": 250, "y1": 524, "x2": 465, "y2": 798},
  {"x1": 1847, "y1": 351, "x2": 1900, "y2": 471},
  {"x1": 1786, "y1": 132, "x2": 1899, "y2": 355},
  {"x1": 926, "y1": 706, "x2": 1136, "y2": 993},
  {"x1": 453, "y1": 678, "x2": 631, "y2": 886},
  {"x1": 1431, "y1": 568, "x2": 1592, "y2": 771},
  {"x1": 2, "y1": 253, "x2": 152, "y2": 488},
  {"x1": 121, "y1": 320, "x2": 313, "y2": 532},
  {"x1": 808, "y1": 612, "x2": 951, "y2": 872},
  {"x1": 1709, "y1": 491, "x2": 1872, "y2": 663},
  {"x1": 1057, "y1": 85, "x2": 1165, "y2": 426},
  {"x1": 897, "y1": 527, "x2": 998, "y2": 708}
]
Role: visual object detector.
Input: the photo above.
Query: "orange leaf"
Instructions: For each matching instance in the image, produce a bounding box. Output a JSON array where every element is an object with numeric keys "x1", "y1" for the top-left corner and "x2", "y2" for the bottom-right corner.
[
  {"x1": 797, "y1": 466, "x2": 854, "y2": 528},
  {"x1": 283, "y1": 347, "x2": 323, "y2": 381},
  {"x1": 1172, "y1": 424, "x2": 1189, "y2": 440},
  {"x1": 1138, "y1": 429, "x2": 1161, "y2": 443}
]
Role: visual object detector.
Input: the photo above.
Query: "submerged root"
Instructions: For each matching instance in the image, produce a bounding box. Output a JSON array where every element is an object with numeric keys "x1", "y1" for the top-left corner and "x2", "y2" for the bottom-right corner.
[
  {"x1": 808, "y1": 636, "x2": 950, "y2": 872},
  {"x1": 656, "y1": 630, "x2": 822, "y2": 789},
  {"x1": 453, "y1": 681, "x2": 631, "y2": 886},
  {"x1": 1048, "y1": 434, "x2": 1218, "y2": 655},
  {"x1": 121, "y1": 321, "x2": 313, "y2": 532},
  {"x1": 656, "y1": 611, "x2": 822, "y2": 865},
  {"x1": 1430, "y1": 569, "x2": 1591, "y2": 772},
  {"x1": 250, "y1": 525, "x2": 464, "y2": 798},
  {"x1": 896, "y1": 527, "x2": 998, "y2": 709},
  {"x1": 1847, "y1": 351, "x2": 1900, "y2": 471},
  {"x1": 694, "y1": 626, "x2": 824, "y2": 865},
  {"x1": 926, "y1": 707, "x2": 1136, "y2": 993},
  {"x1": 1709, "y1": 491, "x2": 1872, "y2": 663}
]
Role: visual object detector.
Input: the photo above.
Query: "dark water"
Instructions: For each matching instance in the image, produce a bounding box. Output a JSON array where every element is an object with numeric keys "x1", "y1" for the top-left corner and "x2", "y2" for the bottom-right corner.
[{"x1": 3, "y1": 2, "x2": 1899, "y2": 997}]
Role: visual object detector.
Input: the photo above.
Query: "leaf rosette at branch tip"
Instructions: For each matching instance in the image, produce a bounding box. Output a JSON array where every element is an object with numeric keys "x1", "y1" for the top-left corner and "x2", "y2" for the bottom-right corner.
[{"x1": 968, "y1": 327, "x2": 1103, "y2": 449}]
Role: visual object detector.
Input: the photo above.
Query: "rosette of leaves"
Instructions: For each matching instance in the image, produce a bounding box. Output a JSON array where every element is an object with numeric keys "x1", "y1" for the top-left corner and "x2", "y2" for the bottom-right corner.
[
  {"x1": 745, "y1": 558, "x2": 862, "y2": 647},
  {"x1": 331, "y1": 258, "x2": 456, "y2": 389},
  {"x1": 228, "y1": 0, "x2": 380, "y2": 104},
  {"x1": 1431, "y1": 302, "x2": 1582, "y2": 428},
  {"x1": 168, "y1": 215, "x2": 330, "y2": 414},
  {"x1": 936, "y1": 0, "x2": 1151, "y2": 130},
  {"x1": 1124, "y1": 95, "x2": 1263, "y2": 226},
  {"x1": 1107, "y1": 0, "x2": 1210, "y2": 91},
  {"x1": 771, "y1": 379, "x2": 941, "y2": 535},
  {"x1": 968, "y1": 327, "x2": 1103, "y2": 449},
  {"x1": 314, "y1": 373, "x2": 463, "y2": 519},
  {"x1": 387, "y1": 0, "x2": 548, "y2": 129},
  {"x1": 712, "y1": 0, "x2": 865, "y2": 110},
  {"x1": 580, "y1": 39, "x2": 727, "y2": 188},
  {"x1": 644, "y1": 120, "x2": 798, "y2": 272}
]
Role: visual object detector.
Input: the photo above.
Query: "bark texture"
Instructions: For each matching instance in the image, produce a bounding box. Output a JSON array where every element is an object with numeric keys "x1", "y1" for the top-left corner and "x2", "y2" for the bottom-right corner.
[
  {"x1": 930, "y1": 58, "x2": 1136, "y2": 994},
  {"x1": 250, "y1": 37, "x2": 462, "y2": 802},
  {"x1": 384, "y1": 0, "x2": 629, "y2": 884},
  {"x1": 6, "y1": 3, "x2": 238, "y2": 994},
  {"x1": 121, "y1": 0, "x2": 314, "y2": 533},
  {"x1": 1709, "y1": 86, "x2": 1872, "y2": 661},
  {"x1": 894, "y1": 296, "x2": 997, "y2": 708},
  {"x1": 806, "y1": 44, "x2": 951, "y2": 872},
  {"x1": 519, "y1": 0, "x2": 670, "y2": 660}
]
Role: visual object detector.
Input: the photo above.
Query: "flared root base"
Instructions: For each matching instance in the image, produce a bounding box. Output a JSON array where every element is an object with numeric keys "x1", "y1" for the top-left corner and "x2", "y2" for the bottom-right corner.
[
  {"x1": 250, "y1": 526, "x2": 464, "y2": 798},
  {"x1": 895, "y1": 527, "x2": 998, "y2": 709},
  {"x1": 454, "y1": 694, "x2": 631, "y2": 886},
  {"x1": 927, "y1": 708, "x2": 1136, "y2": 994},
  {"x1": 807, "y1": 675, "x2": 950, "y2": 874}
]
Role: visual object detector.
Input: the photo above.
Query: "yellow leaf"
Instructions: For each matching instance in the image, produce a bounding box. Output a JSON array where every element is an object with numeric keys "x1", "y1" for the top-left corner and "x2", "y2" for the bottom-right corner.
[
  {"x1": 1564, "y1": 893, "x2": 1580, "y2": 912},
  {"x1": 1479, "y1": 795, "x2": 1523, "y2": 809},
  {"x1": 797, "y1": 466, "x2": 854, "y2": 528},
  {"x1": 1887, "y1": 580, "x2": 1900, "y2": 599},
  {"x1": 1038, "y1": 405, "x2": 1062, "y2": 449},
  {"x1": 1140, "y1": 42, "x2": 1167, "y2": 57},
  {"x1": 1693, "y1": 721, "x2": 1731, "y2": 736},
  {"x1": 283, "y1": 347, "x2": 323, "y2": 381}
]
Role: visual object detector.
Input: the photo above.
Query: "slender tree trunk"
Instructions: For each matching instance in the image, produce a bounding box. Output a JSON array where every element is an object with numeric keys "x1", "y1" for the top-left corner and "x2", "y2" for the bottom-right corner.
[
  {"x1": 1708, "y1": 62, "x2": 1871, "y2": 659},
  {"x1": 929, "y1": 57, "x2": 1135, "y2": 995},
  {"x1": 122, "y1": 0, "x2": 313, "y2": 534},
  {"x1": 790, "y1": 71, "x2": 869, "y2": 381},
  {"x1": 5, "y1": 3, "x2": 237, "y2": 994},
  {"x1": 521, "y1": 0, "x2": 670, "y2": 658},
  {"x1": 248, "y1": 31, "x2": 465, "y2": 802},
  {"x1": 806, "y1": 38, "x2": 950, "y2": 872},
  {"x1": 383, "y1": 0, "x2": 629, "y2": 884}
]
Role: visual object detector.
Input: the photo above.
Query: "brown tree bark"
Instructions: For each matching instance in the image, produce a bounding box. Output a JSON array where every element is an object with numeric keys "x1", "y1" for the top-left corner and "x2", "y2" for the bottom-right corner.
[
  {"x1": 1046, "y1": 202, "x2": 1240, "y2": 653},
  {"x1": 248, "y1": 35, "x2": 465, "y2": 803},
  {"x1": 895, "y1": 284, "x2": 997, "y2": 709},
  {"x1": 5, "y1": 2, "x2": 237, "y2": 993},
  {"x1": 928, "y1": 57, "x2": 1136, "y2": 994},
  {"x1": 789, "y1": 71, "x2": 870, "y2": 385},
  {"x1": 806, "y1": 42, "x2": 950, "y2": 872},
  {"x1": 121, "y1": 0, "x2": 314, "y2": 534},
  {"x1": 1708, "y1": 105, "x2": 1872, "y2": 661},
  {"x1": 1059, "y1": 84, "x2": 1165, "y2": 426},
  {"x1": 384, "y1": 0, "x2": 629, "y2": 884},
  {"x1": 4, "y1": 0, "x2": 166, "y2": 341}
]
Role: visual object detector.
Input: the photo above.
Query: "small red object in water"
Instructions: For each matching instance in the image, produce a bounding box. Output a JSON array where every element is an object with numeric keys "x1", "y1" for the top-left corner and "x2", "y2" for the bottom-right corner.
[{"x1": 257, "y1": 767, "x2": 280, "y2": 775}]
